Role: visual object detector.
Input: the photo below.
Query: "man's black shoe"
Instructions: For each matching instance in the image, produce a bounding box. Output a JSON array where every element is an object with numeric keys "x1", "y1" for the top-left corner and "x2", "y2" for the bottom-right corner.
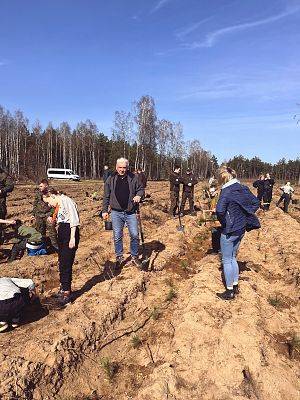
[
  {"x1": 233, "y1": 284, "x2": 239, "y2": 295},
  {"x1": 216, "y1": 289, "x2": 235, "y2": 300},
  {"x1": 132, "y1": 256, "x2": 143, "y2": 269},
  {"x1": 115, "y1": 255, "x2": 124, "y2": 268}
]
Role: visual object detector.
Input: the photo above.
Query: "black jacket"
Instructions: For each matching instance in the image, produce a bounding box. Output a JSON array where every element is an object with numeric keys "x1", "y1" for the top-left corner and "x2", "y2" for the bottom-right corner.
[
  {"x1": 103, "y1": 170, "x2": 111, "y2": 183},
  {"x1": 0, "y1": 172, "x2": 14, "y2": 205},
  {"x1": 103, "y1": 172, "x2": 144, "y2": 213},
  {"x1": 169, "y1": 172, "x2": 182, "y2": 193},
  {"x1": 182, "y1": 173, "x2": 198, "y2": 193},
  {"x1": 253, "y1": 179, "x2": 265, "y2": 195}
]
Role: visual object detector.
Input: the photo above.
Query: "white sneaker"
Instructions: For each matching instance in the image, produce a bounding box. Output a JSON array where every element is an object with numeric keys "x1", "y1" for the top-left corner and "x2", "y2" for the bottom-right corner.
[
  {"x1": 11, "y1": 318, "x2": 20, "y2": 328},
  {"x1": 0, "y1": 321, "x2": 9, "y2": 333}
]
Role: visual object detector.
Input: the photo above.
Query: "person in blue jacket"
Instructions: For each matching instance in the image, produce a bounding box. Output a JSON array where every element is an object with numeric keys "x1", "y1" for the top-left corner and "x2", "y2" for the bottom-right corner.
[{"x1": 216, "y1": 166, "x2": 260, "y2": 300}]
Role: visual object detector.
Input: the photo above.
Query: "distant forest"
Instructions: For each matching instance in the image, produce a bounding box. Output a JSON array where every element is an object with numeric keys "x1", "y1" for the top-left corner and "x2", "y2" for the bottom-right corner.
[{"x1": 0, "y1": 96, "x2": 299, "y2": 183}]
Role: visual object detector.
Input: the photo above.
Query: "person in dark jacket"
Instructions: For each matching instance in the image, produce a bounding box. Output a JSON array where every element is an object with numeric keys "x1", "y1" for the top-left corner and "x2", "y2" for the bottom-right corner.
[
  {"x1": 253, "y1": 174, "x2": 265, "y2": 207},
  {"x1": 262, "y1": 173, "x2": 275, "y2": 210},
  {"x1": 180, "y1": 168, "x2": 198, "y2": 215},
  {"x1": 31, "y1": 179, "x2": 58, "y2": 252},
  {"x1": 216, "y1": 166, "x2": 260, "y2": 300},
  {"x1": 102, "y1": 158, "x2": 144, "y2": 268},
  {"x1": 0, "y1": 168, "x2": 14, "y2": 244},
  {"x1": 137, "y1": 168, "x2": 147, "y2": 189},
  {"x1": 103, "y1": 165, "x2": 111, "y2": 183},
  {"x1": 169, "y1": 166, "x2": 182, "y2": 217}
]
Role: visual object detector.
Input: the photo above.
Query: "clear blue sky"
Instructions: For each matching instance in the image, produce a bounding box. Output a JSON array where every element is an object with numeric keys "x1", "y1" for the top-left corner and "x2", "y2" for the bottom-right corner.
[{"x1": 1, "y1": 0, "x2": 299, "y2": 163}]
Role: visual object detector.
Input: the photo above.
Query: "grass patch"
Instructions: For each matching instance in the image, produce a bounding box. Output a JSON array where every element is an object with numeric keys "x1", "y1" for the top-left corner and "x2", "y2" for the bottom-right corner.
[
  {"x1": 100, "y1": 357, "x2": 118, "y2": 381},
  {"x1": 180, "y1": 260, "x2": 189, "y2": 270}
]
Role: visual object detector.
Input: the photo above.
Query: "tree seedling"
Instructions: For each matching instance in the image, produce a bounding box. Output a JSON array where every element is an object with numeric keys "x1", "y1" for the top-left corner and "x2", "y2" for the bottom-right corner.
[
  {"x1": 151, "y1": 306, "x2": 161, "y2": 320},
  {"x1": 131, "y1": 334, "x2": 142, "y2": 349},
  {"x1": 267, "y1": 295, "x2": 283, "y2": 309},
  {"x1": 100, "y1": 357, "x2": 118, "y2": 381},
  {"x1": 166, "y1": 287, "x2": 177, "y2": 302}
]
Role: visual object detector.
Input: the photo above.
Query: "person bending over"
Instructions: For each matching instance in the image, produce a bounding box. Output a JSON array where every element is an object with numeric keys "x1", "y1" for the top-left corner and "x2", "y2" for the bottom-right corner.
[
  {"x1": 216, "y1": 166, "x2": 260, "y2": 300},
  {"x1": 102, "y1": 158, "x2": 144, "y2": 269},
  {"x1": 43, "y1": 188, "x2": 80, "y2": 306},
  {"x1": 0, "y1": 277, "x2": 36, "y2": 333}
]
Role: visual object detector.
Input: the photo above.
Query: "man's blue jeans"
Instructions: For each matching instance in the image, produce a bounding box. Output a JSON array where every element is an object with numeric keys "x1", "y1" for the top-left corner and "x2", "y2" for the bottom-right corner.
[
  {"x1": 111, "y1": 210, "x2": 139, "y2": 257},
  {"x1": 220, "y1": 233, "x2": 244, "y2": 289}
]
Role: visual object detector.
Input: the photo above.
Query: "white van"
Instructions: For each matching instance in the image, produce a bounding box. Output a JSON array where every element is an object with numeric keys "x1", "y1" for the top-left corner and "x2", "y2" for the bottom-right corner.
[{"x1": 47, "y1": 168, "x2": 80, "y2": 181}]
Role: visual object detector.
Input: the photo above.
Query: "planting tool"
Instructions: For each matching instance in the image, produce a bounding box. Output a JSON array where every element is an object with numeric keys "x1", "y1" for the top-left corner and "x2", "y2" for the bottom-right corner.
[
  {"x1": 136, "y1": 204, "x2": 150, "y2": 266},
  {"x1": 176, "y1": 203, "x2": 184, "y2": 232}
]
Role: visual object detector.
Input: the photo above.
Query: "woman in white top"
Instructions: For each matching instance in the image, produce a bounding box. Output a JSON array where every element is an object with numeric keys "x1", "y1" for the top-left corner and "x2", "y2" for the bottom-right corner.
[
  {"x1": 43, "y1": 188, "x2": 80, "y2": 305},
  {"x1": 0, "y1": 277, "x2": 36, "y2": 332}
]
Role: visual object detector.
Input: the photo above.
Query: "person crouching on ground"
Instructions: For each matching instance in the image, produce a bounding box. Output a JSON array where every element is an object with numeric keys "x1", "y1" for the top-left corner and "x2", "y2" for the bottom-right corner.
[
  {"x1": 276, "y1": 182, "x2": 294, "y2": 213},
  {"x1": 43, "y1": 188, "x2": 80, "y2": 306},
  {"x1": 216, "y1": 166, "x2": 260, "y2": 300},
  {"x1": 0, "y1": 277, "x2": 36, "y2": 333},
  {"x1": 102, "y1": 158, "x2": 144, "y2": 269}
]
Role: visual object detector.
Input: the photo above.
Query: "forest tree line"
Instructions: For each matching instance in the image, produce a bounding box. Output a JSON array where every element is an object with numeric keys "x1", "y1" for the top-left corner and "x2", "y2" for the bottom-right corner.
[
  {"x1": 0, "y1": 95, "x2": 299, "y2": 183},
  {"x1": 227, "y1": 155, "x2": 300, "y2": 184}
]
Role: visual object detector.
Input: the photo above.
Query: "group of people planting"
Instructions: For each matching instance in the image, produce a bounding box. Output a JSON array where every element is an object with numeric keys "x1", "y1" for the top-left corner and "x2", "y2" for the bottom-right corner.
[{"x1": 0, "y1": 159, "x2": 296, "y2": 332}]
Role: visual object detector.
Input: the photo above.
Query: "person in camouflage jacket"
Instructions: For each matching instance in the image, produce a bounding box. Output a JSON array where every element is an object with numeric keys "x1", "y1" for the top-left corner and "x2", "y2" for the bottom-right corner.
[
  {"x1": 31, "y1": 179, "x2": 58, "y2": 251},
  {"x1": 0, "y1": 168, "x2": 14, "y2": 244}
]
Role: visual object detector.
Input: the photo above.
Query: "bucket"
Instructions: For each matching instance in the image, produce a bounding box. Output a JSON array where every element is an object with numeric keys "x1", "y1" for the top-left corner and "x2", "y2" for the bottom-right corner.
[{"x1": 104, "y1": 220, "x2": 113, "y2": 231}]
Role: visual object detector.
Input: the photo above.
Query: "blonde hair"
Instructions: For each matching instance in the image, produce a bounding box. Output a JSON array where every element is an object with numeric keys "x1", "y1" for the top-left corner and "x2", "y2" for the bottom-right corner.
[{"x1": 218, "y1": 165, "x2": 237, "y2": 184}]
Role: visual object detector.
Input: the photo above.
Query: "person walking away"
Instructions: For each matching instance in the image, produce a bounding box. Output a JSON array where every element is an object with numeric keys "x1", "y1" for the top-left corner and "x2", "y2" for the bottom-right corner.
[
  {"x1": 102, "y1": 158, "x2": 144, "y2": 269},
  {"x1": 103, "y1": 165, "x2": 111, "y2": 183},
  {"x1": 276, "y1": 182, "x2": 294, "y2": 213},
  {"x1": 180, "y1": 168, "x2": 198, "y2": 215},
  {"x1": 31, "y1": 179, "x2": 58, "y2": 252},
  {"x1": 0, "y1": 167, "x2": 14, "y2": 244},
  {"x1": 253, "y1": 174, "x2": 265, "y2": 208},
  {"x1": 43, "y1": 188, "x2": 80, "y2": 306},
  {"x1": 0, "y1": 277, "x2": 36, "y2": 332},
  {"x1": 262, "y1": 173, "x2": 275, "y2": 210},
  {"x1": 216, "y1": 166, "x2": 260, "y2": 300},
  {"x1": 169, "y1": 166, "x2": 182, "y2": 217}
]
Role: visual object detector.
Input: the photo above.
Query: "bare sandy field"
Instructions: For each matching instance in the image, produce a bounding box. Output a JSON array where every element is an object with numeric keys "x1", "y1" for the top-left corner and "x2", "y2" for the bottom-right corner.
[{"x1": 0, "y1": 180, "x2": 299, "y2": 400}]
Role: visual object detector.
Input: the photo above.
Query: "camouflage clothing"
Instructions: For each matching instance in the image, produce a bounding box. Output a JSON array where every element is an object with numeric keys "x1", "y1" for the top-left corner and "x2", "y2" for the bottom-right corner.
[
  {"x1": 0, "y1": 171, "x2": 14, "y2": 217},
  {"x1": 31, "y1": 189, "x2": 58, "y2": 250}
]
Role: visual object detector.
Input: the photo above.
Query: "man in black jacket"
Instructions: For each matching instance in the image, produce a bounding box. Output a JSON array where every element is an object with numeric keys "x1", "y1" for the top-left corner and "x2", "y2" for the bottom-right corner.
[
  {"x1": 263, "y1": 173, "x2": 275, "y2": 210},
  {"x1": 253, "y1": 174, "x2": 265, "y2": 208},
  {"x1": 180, "y1": 168, "x2": 198, "y2": 215},
  {"x1": 169, "y1": 166, "x2": 181, "y2": 217},
  {"x1": 102, "y1": 158, "x2": 144, "y2": 268}
]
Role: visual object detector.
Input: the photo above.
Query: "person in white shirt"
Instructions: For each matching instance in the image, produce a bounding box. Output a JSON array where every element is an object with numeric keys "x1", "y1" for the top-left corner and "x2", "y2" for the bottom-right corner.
[
  {"x1": 43, "y1": 188, "x2": 80, "y2": 306},
  {"x1": 276, "y1": 182, "x2": 294, "y2": 213},
  {"x1": 0, "y1": 277, "x2": 36, "y2": 333}
]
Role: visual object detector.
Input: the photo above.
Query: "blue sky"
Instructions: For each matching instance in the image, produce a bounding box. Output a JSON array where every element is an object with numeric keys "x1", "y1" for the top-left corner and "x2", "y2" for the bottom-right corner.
[{"x1": 1, "y1": 0, "x2": 299, "y2": 163}]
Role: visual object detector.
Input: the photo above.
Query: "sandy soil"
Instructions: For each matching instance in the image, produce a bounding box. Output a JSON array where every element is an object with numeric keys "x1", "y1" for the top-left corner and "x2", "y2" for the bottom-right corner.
[{"x1": 0, "y1": 180, "x2": 299, "y2": 400}]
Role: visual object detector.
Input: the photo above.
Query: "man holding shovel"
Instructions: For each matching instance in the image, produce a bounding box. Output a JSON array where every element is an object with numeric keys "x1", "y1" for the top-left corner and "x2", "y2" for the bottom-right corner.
[{"x1": 102, "y1": 158, "x2": 144, "y2": 268}]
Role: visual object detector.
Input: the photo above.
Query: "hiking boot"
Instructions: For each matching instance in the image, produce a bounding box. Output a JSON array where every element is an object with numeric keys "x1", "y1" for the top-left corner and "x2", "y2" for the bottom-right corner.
[
  {"x1": 0, "y1": 321, "x2": 9, "y2": 333},
  {"x1": 233, "y1": 284, "x2": 239, "y2": 295},
  {"x1": 216, "y1": 289, "x2": 235, "y2": 300},
  {"x1": 132, "y1": 256, "x2": 143, "y2": 269},
  {"x1": 11, "y1": 317, "x2": 20, "y2": 328},
  {"x1": 59, "y1": 293, "x2": 72, "y2": 306},
  {"x1": 115, "y1": 255, "x2": 124, "y2": 268}
]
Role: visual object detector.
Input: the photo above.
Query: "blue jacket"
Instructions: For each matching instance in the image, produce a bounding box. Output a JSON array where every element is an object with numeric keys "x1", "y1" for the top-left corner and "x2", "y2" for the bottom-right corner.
[{"x1": 216, "y1": 179, "x2": 260, "y2": 235}]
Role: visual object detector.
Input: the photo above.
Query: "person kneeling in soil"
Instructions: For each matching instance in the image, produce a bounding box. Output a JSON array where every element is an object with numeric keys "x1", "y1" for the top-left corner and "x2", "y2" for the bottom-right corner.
[
  {"x1": 216, "y1": 166, "x2": 260, "y2": 300},
  {"x1": 0, "y1": 277, "x2": 36, "y2": 333},
  {"x1": 43, "y1": 188, "x2": 80, "y2": 306},
  {"x1": 8, "y1": 220, "x2": 47, "y2": 262},
  {"x1": 276, "y1": 182, "x2": 294, "y2": 213}
]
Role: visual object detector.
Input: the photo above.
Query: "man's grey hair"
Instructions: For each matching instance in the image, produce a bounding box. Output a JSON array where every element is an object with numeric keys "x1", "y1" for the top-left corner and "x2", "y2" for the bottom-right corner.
[{"x1": 116, "y1": 157, "x2": 129, "y2": 167}]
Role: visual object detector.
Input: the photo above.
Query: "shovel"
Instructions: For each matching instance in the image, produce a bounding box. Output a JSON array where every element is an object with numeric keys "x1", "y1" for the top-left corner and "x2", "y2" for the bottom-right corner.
[
  {"x1": 176, "y1": 202, "x2": 184, "y2": 232},
  {"x1": 136, "y1": 204, "x2": 150, "y2": 266}
]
